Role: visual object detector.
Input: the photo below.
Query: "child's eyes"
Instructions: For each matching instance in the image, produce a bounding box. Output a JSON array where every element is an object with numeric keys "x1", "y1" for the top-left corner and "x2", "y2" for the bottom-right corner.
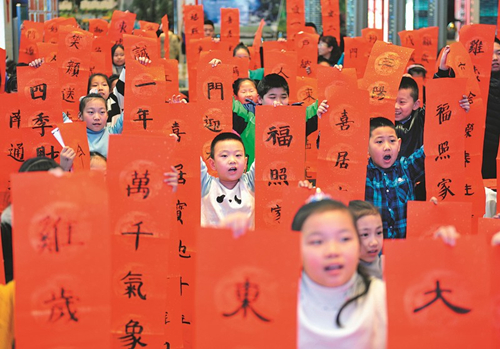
[
  {"x1": 309, "y1": 239, "x2": 323, "y2": 245},
  {"x1": 341, "y1": 236, "x2": 352, "y2": 242},
  {"x1": 359, "y1": 233, "x2": 369, "y2": 238},
  {"x1": 376, "y1": 230, "x2": 383, "y2": 236}
]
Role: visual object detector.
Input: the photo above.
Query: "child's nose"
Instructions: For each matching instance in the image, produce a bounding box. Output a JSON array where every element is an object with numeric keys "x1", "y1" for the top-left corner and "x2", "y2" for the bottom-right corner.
[{"x1": 324, "y1": 241, "x2": 339, "y2": 256}]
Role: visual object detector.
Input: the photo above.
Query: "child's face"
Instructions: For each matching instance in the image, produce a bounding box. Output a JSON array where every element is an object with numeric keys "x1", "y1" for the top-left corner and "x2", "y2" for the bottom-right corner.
[
  {"x1": 79, "y1": 98, "x2": 108, "y2": 132},
  {"x1": 258, "y1": 87, "x2": 289, "y2": 106},
  {"x1": 395, "y1": 88, "x2": 419, "y2": 121},
  {"x1": 89, "y1": 76, "x2": 110, "y2": 100},
  {"x1": 368, "y1": 126, "x2": 401, "y2": 169},
  {"x1": 90, "y1": 157, "x2": 107, "y2": 173},
  {"x1": 356, "y1": 214, "x2": 383, "y2": 263},
  {"x1": 492, "y1": 42, "x2": 500, "y2": 72},
  {"x1": 113, "y1": 47, "x2": 125, "y2": 66},
  {"x1": 236, "y1": 81, "x2": 258, "y2": 104},
  {"x1": 301, "y1": 210, "x2": 360, "y2": 288},
  {"x1": 234, "y1": 48, "x2": 250, "y2": 59},
  {"x1": 209, "y1": 139, "x2": 247, "y2": 189}
]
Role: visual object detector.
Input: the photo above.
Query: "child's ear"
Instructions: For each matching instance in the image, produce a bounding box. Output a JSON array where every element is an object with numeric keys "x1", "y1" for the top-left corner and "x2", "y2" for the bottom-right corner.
[
  {"x1": 78, "y1": 112, "x2": 83, "y2": 120},
  {"x1": 412, "y1": 99, "x2": 421, "y2": 111},
  {"x1": 397, "y1": 138, "x2": 402, "y2": 152},
  {"x1": 209, "y1": 157, "x2": 216, "y2": 171},
  {"x1": 257, "y1": 95, "x2": 263, "y2": 105}
]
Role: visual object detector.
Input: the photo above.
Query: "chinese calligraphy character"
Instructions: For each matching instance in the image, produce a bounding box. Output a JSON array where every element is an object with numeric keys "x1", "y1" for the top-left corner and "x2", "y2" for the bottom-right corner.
[
  {"x1": 119, "y1": 21, "x2": 127, "y2": 33},
  {"x1": 422, "y1": 37, "x2": 432, "y2": 46},
  {"x1": 62, "y1": 87, "x2": 75, "y2": 103},
  {"x1": 468, "y1": 39, "x2": 484, "y2": 56},
  {"x1": 121, "y1": 221, "x2": 153, "y2": 251},
  {"x1": 171, "y1": 122, "x2": 185, "y2": 142},
  {"x1": 180, "y1": 276, "x2": 189, "y2": 296},
  {"x1": 268, "y1": 168, "x2": 289, "y2": 186},
  {"x1": 121, "y1": 271, "x2": 147, "y2": 300},
  {"x1": 126, "y1": 170, "x2": 150, "y2": 199},
  {"x1": 30, "y1": 83, "x2": 47, "y2": 100},
  {"x1": 66, "y1": 60, "x2": 80, "y2": 77},
  {"x1": 435, "y1": 141, "x2": 450, "y2": 161},
  {"x1": 44, "y1": 287, "x2": 79, "y2": 322},
  {"x1": 176, "y1": 200, "x2": 187, "y2": 225},
  {"x1": 335, "y1": 151, "x2": 350, "y2": 169},
  {"x1": 175, "y1": 164, "x2": 186, "y2": 185},
  {"x1": 69, "y1": 34, "x2": 82, "y2": 49},
  {"x1": 132, "y1": 45, "x2": 150, "y2": 60},
  {"x1": 133, "y1": 108, "x2": 153, "y2": 130},
  {"x1": 435, "y1": 103, "x2": 451, "y2": 124},
  {"x1": 182, "y1": 314, "x2": 191, "y2": 325},
  {"x1": 204, "y1": 115, "x2": 222, "y2": 132},
  {"x1": 276, "y1": 66, "x2": 289, "y2": 79},
  {"x1": 207, "y1": 82, "x2": 224, "y2": 100},
  {"x1": 271, "y1": 204, "x2": 281, "y2": 222},
  {"x1": 266, "y1": 125, "x2": 293, "y2": 147},
  {"x1": 465, "y1": 123, "x2": 474, "y2": 138},
  {"x1": 413, "y1": 280, "x2": 471, "y2": 314},
  {"x1": 473, "y1": 65, "x2": 481, "y2": 82},
  {"x1": 38, "y1": 216, "x2": 78, "y2": 253},
  {"x1": 335, "y1": 109, "x2": 354, "y2": 131},
  {"x1": 406, "y1": 35, "x2": 414, "y2": 46},
  {"x1": 179, "y1": 240, "x2": 191, "y2": 258},
  {"x1": 135, "y1": 81, "x2": 156, "y2": 88},
  {"x1": 36, "y1": 145, "x2": 60, "y2": 160},
  {"x1": 371, "y1": 85, "x2": 386, "y2": 100},
  {"x1": 467, "y1": 91, "x2": 476, "y2": 105},
  {"x1": 9, "y1": 110, "x2": 21, "y2": 129},
  {"x1": 465, "y1": 184, "x2": 474, "y2": 196},
  {"x1": 222, "y1": 278, "x2": 271, "y2": 322},
  {"x1": 32, "y1": 112, "x2": 52, "y2": 136},
  {"x1": 302, "y1": 88, "x2": 315, "y2": 101},
  {"x1": 458, "y1": 62, "x2": 466, "y2": 71},
  {"x1": 119, "y1": 319, "x2": 147, "y2": 349},
  {"x1": 164, "y1": 312, "x2": 170, "y2": 324},
  {"x1": 7, "y1": 143, "x2": 24, "y2": 162},
  {"x1": 464, "y1": 151, "x2": 470, "y2": 167},
  {"x1": 437, "y1": 178, "x2": 455, "y2": 200},
  {"x1": 349, "y1": 48, "x2": 358, "y2": 58}
]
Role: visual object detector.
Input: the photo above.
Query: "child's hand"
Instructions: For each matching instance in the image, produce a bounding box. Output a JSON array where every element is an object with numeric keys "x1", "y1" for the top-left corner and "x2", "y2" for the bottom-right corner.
[
  {"x1": 334, "y1": 64, "x2": 343, "y2": 72},
  {"x1": 136, "y1": 56, "x2": 152, "y2": 65},
  {"x1": 220, "y1": 212, "x2": 251, "y2": 239},
  {"x1": 305, "y1": 65, "x2": 311, "y2": 75},
  {"x1": 29, "y1": 58, "x2": 44, "y2": 68},
  {"x1": 169, "y1": 133, "x2": 179, "y2": 142},
  {"x1": 459, "y1": 95, "x2": 470, "y2": 113},
  {"x1": 298, "y1": 180, "x2": 314, "y2": 189},
  {"x1": 277, "y1": 37, "x2": 287, "y2": 42},
  {"x1": 168, "y1": 94, "x2": 187, "y2": 104},
  {"x1": 429, "y1": 196, "x2": 438, "y2": 205},
  {"x1": 272, "y1": 100, "x2": 284, "y2": 107},
  {"x1": 212, "y1": 37, "x2": 220, "y2": 43},
  {"x1": 89, "y1": 88, "x2": 99, "y2": 95},
  {"x1": 209, "y1": 58, "x2": 222, "y2": 67},
  {"x1": 60, "y1": 146, "x2": 76, "y2": 172},
  {"x1": 492, "y1": 232, "x2": 500, "y2": 246},
  {"x1": 434, "y1": 225, "x2": 460, "y2": 246},
  {"x1": 317, "y1": 100, "x2": 329, "y2": 119},
  {"x1": 439, "y1": 45, "x2": 451, "y2": 71},
  {"x1": 164, "y1": 165, "x2": 179, "y2": 192}
]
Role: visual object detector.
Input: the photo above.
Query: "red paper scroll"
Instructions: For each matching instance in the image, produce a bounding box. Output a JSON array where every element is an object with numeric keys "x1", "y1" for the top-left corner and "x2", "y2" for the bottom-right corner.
[
  {"x1": 424, "y1": 78, "x2": 467, "y2": 203},
  {"x1": 196, "y1": 63, "x2": 233, "y2": 103},
  {"x1": 18, "y1": 20, "x2": 43, "y2": 63},
  {"x1": 107, "y1": 134, "x2": 177, "y2": 348},
  {"x1": 220, "y1": 8, "x2": 240, "y2": 52},
  {"x1": 362, "y1": 28, "x2": 383, "y2": 44},
  {"x1": 12, "y1": 171, "x2": 111, "y2": 348},
  {"x1": 161, "y1": 15, "x2": 170, "y2": 59},
  {"x1": 264, "y1": 51, "x2": 298, "y2": 103},
  {"x1": 108, "y1": 10, "x2": 137, "y2": 45},
  {"x1": 184, "y1": 5, "x2": 204, "y2": 42},
  {"x1": 251, "y1": 19, "x2": 266, "y2": 70},
  {"x1": 321, "y1": 0, "x2": 340, "y2": 39},
  {"x1": 343, "y1": 37, "x2": 373, "y2": 79},
  {"x1": 88, "y1": 18, "x2": 109, "y2": 37},
  {"x1": 417, "y1": 27, "x2": 439, "y2": 76},
  {"x1": 295, "y1": 31, "x2": 319, "y2": 77},
  {"x1": 195, "y1": 227, "x2": 300, "y2": 348},
  {"x1": 255, "y1": 106, "x2": 306, "y2": 229},
  {"x1": 385, "y1": 238, "x2": 493, "y2": 348},
  {"x1": 407, "y1": 201, "x2": 473, "y2": 239},
  {"x1": 316, "y1": 85, "x2": 369, "y2": 203},
  {"x1": 58, "y1": 28, "x2": 93, "y2": 121},
  {"x1": 161, "y1": 59, "x2": 180, "y2": 99},
  {"x1": 123, "y1": 33, "x2": 160, "y2": 62},
  {"x1": 138, "y1": 20, "x2": 160, "y2": 33},
  {"x1": 122, "y1": 60, "x2": 166, "y2": 134},
  {"x1": 287, "y1": 0, "x2": 305, "y2": 39},
  {"x1": 57, "y1": 122, "x2": 91, "y2": 171},
  {"x1": 44, "y1": 17, "x2": 78, "y2": 44},
  {"x1": 360, "y1": 41, "x2": 413, "y2": 120}
]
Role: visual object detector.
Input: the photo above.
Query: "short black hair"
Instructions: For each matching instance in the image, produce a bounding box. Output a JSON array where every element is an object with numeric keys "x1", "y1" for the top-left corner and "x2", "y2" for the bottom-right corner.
[
  {"x1": 399, "y1": 76, "x2": 419, "y2": 102},
  {"x1": 232, "y1": 78, "x2": 256, "y2": 96},
  {"x1": 348, "y1": 200, "x2": 380, "y2": 223},
  {"x1": 257, "y1": 74, "x2": 289, "y2": 99},
  {"x1": 88, "y1": 73, "x2": 110, "y2": 94},
  {"x1": 108, "y1": 74, "x2": 119, "y2": 84},
  {"x1": 370, "y1": 117, "x2": 396, "y2": 137},
  {"x1": 90, "y1": 151, "x2": 107, "y2": 161},
  {"x1": 495, "y1": 37, "x2": 500, "y2": 45},
  {"x1": 210, "y1": 132, "x2": 245, "y2": 159},
  {"x1": 292, "y1": 199, "x2": 354, "y2": 231},
  {"x1": 233, "y1": 42, "x2": 250, "y2": 57},
  {"x1": 407, "y1": 64, "x2": 427, "y2": 79},
  {"x1": 79, "y1": 93, "x2": 107, "y2": 113},
  {"x1": 19, "y1": 157, "x2": 62, "y2": 173},
  {"x1": 204, "y1": 19, "x2": 214, "y2": 27},
  {"x1": 305, "y1": 22, "x2": 317, "y2": 32},
  {"x1": 319, "y1": 35, "x2": 339, "y2": 49}
]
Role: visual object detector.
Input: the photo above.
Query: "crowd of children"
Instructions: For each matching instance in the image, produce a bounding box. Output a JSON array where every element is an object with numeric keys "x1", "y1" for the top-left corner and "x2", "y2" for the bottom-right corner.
[{"x1": 2, "y1": 9, "x2": 500, "y2": 349}]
